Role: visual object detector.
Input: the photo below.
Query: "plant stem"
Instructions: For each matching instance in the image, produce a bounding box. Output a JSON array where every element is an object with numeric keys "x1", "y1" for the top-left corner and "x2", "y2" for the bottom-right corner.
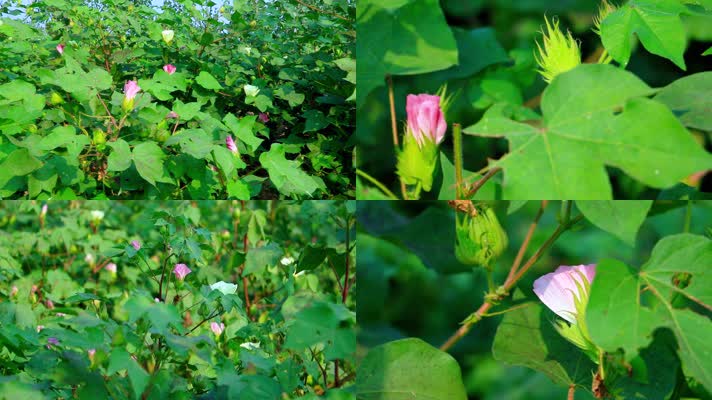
[
  {"x1": 568, "y1": 384, "x2": 575, "y2": 400},
  {"x1": 386, "y1": 74, "x2": 407, "y2": 199},
  {"x1": 683, "y1": 200, "x2": 692, "y2": 233},
  {"x1": 465, "y1": 167, "x2": 501, "y2": 198},
  {"x1": 356, "y1": 169, "x2": 398, "y2": 199},
  {"x1": 504, "y1": 201, "x2": 548, "y2": 284},
  {"x1": 453, "y1": 123, "x2": 464, "y2": 199}
]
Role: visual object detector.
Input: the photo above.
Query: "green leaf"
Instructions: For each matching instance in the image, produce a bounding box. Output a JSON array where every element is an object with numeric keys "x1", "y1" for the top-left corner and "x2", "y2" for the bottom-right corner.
[
  {"x1": 244, "y1": 242, "x2": 282, "y2": 276},
  {"x1": 704, "y1": 46, "x2": 712, "y2": 56},
  {"x1": 356, "y1": 0, "x2": 458, "y2": 105},
  {"x1": 173, "y1": 100, "x2": 202, "y2": 121},
  {"x1": 356, "y1": 338, "x2": 467, "y2": 400},
  {"x1": 196, "y1": 71, "x2": 223, "y2": 90},
  {"x1": 139, "y1": 71, "x2": 188, "y2": 101},
  {"x1": 464, "y1": 65, "x2": 712, "y2": 199},
  {"x1": 165, "y1": 129, "x2": 213, "y2": 159},
  {"x1": 297, "y1": 245, "x2": 328, "y2": 271},
  {"x1": 0, "y1": 148, "x2": 43, "y2": 188},
  {"x1": 600, "y1": 0, "x2": 688, "y2": 69},
  {"x1": 107, "y1": 139, "x2": 132, "y2": 172},
  {"x1": 259, "y1": 144, "x2": 320, "y2": 196},
  {"x1": 492, "y1": 291, "x2": 595, "y2": 386},
  {"x1": 223, "y1": 113, "x2": 263, "y2": 153},
  {"x1": 654, "y1": 71, "x2": 712, "y2": 131},
  {"x1": 108, "y1": 347, "x2": 150, "y2": 400},
  {"x1": 227, "y1": 179, "x2": 251, "y2": 200},
  {"x1": 587, "y1": 234, "x2": 712, "y2": 389},
  {"x1": 575, "y1": 201, "x2": 652, "y2": 245},
  {"x1": 302, "y1": 110, "x2": 330, "y2": 133},
  {"x1": 284, "y1": 301, "x2": 355, "y2": 360},
  {"x1": 132, "y1": 142, "x2": 169, "y2": 186},
  {"x1": 0, "y1": 80, "x2": 36, "y2": 101}
]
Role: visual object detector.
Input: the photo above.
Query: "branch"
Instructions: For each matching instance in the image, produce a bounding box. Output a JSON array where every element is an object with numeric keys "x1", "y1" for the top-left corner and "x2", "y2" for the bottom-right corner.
[
  {"x1": 440, "y1": 208, "x2": 582, "y2": 352},
  {"x1": 386, "y1": 74, "x2": 407, "y2": 199},
  {"x1": 464, "y1": 167, "x2": 501, "y2": 198}
]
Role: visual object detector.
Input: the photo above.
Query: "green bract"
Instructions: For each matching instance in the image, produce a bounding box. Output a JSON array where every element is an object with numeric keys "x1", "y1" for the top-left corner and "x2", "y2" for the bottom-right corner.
[{"x1": 454, "y1": 205, "x2": 508, "y2": 267}]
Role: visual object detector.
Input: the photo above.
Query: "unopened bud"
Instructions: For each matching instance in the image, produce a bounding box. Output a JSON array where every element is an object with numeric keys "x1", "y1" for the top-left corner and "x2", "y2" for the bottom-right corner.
[{"x1": 455, "y1": 205, "x2": 508, "y2": 267}]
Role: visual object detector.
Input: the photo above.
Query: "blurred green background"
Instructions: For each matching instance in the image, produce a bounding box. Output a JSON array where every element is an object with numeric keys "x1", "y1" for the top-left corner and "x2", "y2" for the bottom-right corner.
[{"x1": 356, "y1": 200, "x2": 712, "y2": 399}]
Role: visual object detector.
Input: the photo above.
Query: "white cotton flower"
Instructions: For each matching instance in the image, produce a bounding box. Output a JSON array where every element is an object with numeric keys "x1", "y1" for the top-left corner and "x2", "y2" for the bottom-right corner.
[
  {"x1": 239, "y1": 341, "x2": 260, "y2": 350},
  {"x1": 243, "y1": 84, "x2": 260, "y2": 97},
  {"x1": 91, "y1": 210, "x2": 105, "y2": 220},
  {"x1": 162, "y1": 29, "x2": 174, "y2": 44},
  {"x1": 280, "y1": 256, "x2": 294, "y2": 266},
  {"x1": 85, "y1": 253, "x2": 95, "y2": 265},
  {"x1": 210, "y1": 281, "x2": 238, "y2": 295}
]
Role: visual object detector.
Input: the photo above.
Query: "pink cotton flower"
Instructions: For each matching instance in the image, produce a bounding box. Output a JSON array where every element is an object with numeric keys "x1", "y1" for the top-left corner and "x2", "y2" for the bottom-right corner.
[
  {"x1": 41, "y1": 204, "x2": 48, "y2": 218},
  {"x1": 88, "y1": 349, "x2": 96, "y2": 364},
  {"x1": 406, "y1": 94, "x2": 447, "y2": 147},
  {"x1": 124, "y1": 80, "x2": 141, "y2": 100},
  {"x1": 56, "y1": 44, "x2": 64, "y2": 55},
  {"x1": 533, "y1": 264, "x2": 596, "y2": 324},
  {"x1": 163, "y1": 64, "x2": 176, "y2": 75},
  {"x1": 258, "y1": 112, "x2": 269, "y2": 123},
  {"x1": 166, "y1": 111, "x2": 179, "y2": 119},
  {"x1": 226, "y1": 135, "x2": 238, "y2": 154},
  {"x1": 45, "y1": 299, "x2": 55, "y2": 310},
  {"x1": 173, "y1": 263, "x2": 192, "y2": 280},
  {"x1": 47, "y1": 337, "x2": 60, "y2": 348},
  {"x1": 131, "y1": 240, "x2": 141, "y2": 251},
  {"x1": 210, "y1": 321, "x2": 225, "y2": 337},
  {"x1": 10, "y1": 286, "x2": 18, "y2": 297},
  {"x1": 36, "y1": 325, "x2": 45, "y2": 333},
  {"x1": 105, "y1": 263, "x2": 117, "y2": 274}
]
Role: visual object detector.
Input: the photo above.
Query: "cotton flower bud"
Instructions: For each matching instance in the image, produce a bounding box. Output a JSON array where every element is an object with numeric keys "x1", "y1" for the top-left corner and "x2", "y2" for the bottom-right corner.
[
  {"x1": 396, "y1": 93, "x2": 447, "y2": 199},
  {"x1": 534, "y1": 17, "x2": 581, "y2": 83},
  {"x1": 93, "y1": 129, "x2": 106, "y2": 150},
  {"x1": 88, "y1": 349, "x2": 96, "y2": 367},
  {"x1": 455, "y1": 205, "x2": 508, "y2": 267},
  {"x1": 10, "y1": 286, "x2": 18, "y2": 298},
  {"x1": 50, "y1": 92, "x2": 64, "y2": 105},
  {"x1": 121, "y1": 80, "x2": 141, "y2": 113},
  {"x1": 210, "y1": 321, "x2": 225, "y2": 337}
]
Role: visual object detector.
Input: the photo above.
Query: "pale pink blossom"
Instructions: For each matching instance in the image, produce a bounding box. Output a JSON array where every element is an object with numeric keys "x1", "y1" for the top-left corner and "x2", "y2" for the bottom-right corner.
[
  {"x1": 41, "y1": 204, "x2": 48, "y2": 218},
  {"x1": 533, "y1": 264, "x2": 596, "y2": 324},
  {"x1": 210, "y1": 321, "x2": 225, "y2": 337},
  {"x1": 47, "y1": 337, "x2": 59, "y2": 347},
  {"x1": 406, "y1": 94, "x2": 447, "y2": 147},
  {"x1": 10, "y1": 286, "x2": 18, "y2": 297},
  {"x1": 45, "y1": 299, "x2": 54, "y2": 310},
  {"x1": 226, "y1": 135, "x2": 238, "y2": 154},
  {"x1": 105, "y1": 263, "x2": 117, "y2": 274},
  {"x1": 123, "y1": 80, "x2": 141, "y2": 100},
  {"x1": 88, "y1": 349, "x2": 96, "y2": 363},
  {"x1": 163, "y1": 64, "x2": 176, "y2": 75},
  {"x1": 258, "y1": 112, "x2": 269, "y2": 123},
  {"x1": 166, "y1": 111, "x2": 179, "y2": 119},
  {"x1": 56, "y1": 44, "x2": 64, "y2": 55},
  {"x1": 37, "y1": 325, "x2": 45, "y2": 332},
  {"x1": 131, "y1": 240, "x2": 141, "y2": 251},
  {"x1": 173, "y1": 263, "x2": 191, "y2": 280}
]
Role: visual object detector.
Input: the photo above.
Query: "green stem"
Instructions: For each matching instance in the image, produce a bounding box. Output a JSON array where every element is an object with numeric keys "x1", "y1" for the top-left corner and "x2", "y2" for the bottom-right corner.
[
  {"x1": 453, "y1": 123, "x2": 464, "y2": 199},
  {"x1": 683, "y1": 200, "x2": 692, "y2": 233},
  {"x1": 356, "y1": 169, "x2": 398, "y2": 199}
]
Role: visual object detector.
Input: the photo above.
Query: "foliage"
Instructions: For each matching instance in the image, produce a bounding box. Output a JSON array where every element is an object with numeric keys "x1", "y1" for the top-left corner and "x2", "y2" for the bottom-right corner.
[
  {"x1": 0, "y1": 200, "x2": 356, "y2": 399},
  {"x1": 0, "y1": 0, "x2": 355, "y2": 199},
  {"x1": 355, "y1": 0, "x2": 712, "y2": 200},
  {"x1": 356, "y1": 200, "x2": 712, "y2": 400}
]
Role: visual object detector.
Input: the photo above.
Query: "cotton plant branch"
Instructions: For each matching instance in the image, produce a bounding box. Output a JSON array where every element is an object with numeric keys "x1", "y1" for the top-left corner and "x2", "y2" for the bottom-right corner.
[{"x1": 440, "y1": 200, "x2": 585, "y2": 352}]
